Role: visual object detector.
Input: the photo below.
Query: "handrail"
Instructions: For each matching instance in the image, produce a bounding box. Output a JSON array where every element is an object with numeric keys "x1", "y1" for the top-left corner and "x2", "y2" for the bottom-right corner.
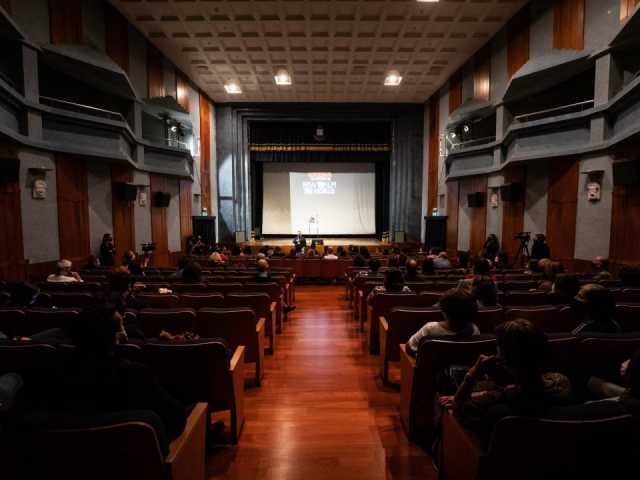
[
  {"x1": 514, "y1": 100, "x2": 594, "y2": 123},
  {"x1": 145, "y1": 135, "x2": 189, "y2": 150},
  {"x1": 39, "y1": 96, "x2": 124, "y2": 121}
]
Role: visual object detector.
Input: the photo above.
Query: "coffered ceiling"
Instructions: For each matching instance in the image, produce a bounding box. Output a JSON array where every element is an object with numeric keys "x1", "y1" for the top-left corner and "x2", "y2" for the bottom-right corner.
[{"x1": 111, "y1": 0, "x2": 527, "y2": 103}]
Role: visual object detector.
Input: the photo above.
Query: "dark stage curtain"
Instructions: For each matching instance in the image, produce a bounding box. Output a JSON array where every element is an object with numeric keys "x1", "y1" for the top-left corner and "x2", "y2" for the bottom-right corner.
[{"x1": 250, "y1": 150, "x2": 390, "y2": 237}]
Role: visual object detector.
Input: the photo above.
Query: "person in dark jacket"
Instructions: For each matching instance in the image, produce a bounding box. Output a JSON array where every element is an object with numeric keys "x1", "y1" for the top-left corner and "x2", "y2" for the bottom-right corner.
[
  {"x1": 482, "y1": 234, "x2": 500, "y2": 261},
  {"x1": 530, "y1": 234, "x2": 551, "y2": 261},
  {"x1": 99, "y1": 233, "x2": 116, "y2": 267},
  {"x1": 572, "y1": 284, "x2": 621, "y2": 335},
  {"x1": 48, "y1": 304, "x2": 187, "y2": 440}
]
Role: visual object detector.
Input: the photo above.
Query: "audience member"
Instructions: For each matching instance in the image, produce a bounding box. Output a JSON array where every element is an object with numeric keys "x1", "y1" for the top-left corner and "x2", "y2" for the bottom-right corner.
[
  {"x1": 47, "y1": 260, "x2": 83, "y2": 283},
  {"x1": 587, "y1": 349, "x2": 640, "y2": 415},
  {"x1": 433, "y1": 252, "x2": 452, "y2": 269},
  {"x1": 591, "y1": 257, "x2": 611, "y2": 281},
  {"x1": 48, "y1": 305, "x2": 187, "y2": 440},
  {"x1": 572, "y1": 284, "x2": 621, "y2": 335},
  {"x1": 407, "y1": 288, "x2": 480, "y2": 353},
  {"x1": 181, "y1": 262, "x2": 202, "y2": 283},
  {"x1": 472, "y1": 278, "x2": 499, "y2": 307},
  {"x1": 271, "y1": 246, "x2": 285, "y2": 257},
  {"x1": 387, "y1": 255, "x2": 400, "y2": 268},
  {"x1": 242, "y1": 246, "x2": 253, "y2": 256},
  {"x1": 531, "y1": 234, "x2": 551, "y2": 261},
  {"x1": 441, "y1": 319, "x2": 571, "y2": 443},
  {"x1": 231, "y1": 245, "x2": 242, "y2": 256},
  {"x1": 548, "y1": 273, "x2": 580, "y2": 305},
  {"x1": 99, "y1": 233, "x2": 116, "y2": 267},
  {"x1": 482, "y1": 234, "x2": 500, "y2": 261},
  {"x1": 368, "y1": 269, "x2": 413, "y2": 304},
  {"x1": 353, "y1": 255, "x2": 366, "y2": 267},
  {"x1": 209, "y1": 251, "x2": 226, "y2": 265},
  {"x1": 323, "y1": 247, "x2": 338, "y2": 260},
  {"x1": 336, "y1": 246, "x2": 347, "y2": 257},
  {"x1": 255, "y1": 259, "x2": 271, "y2": 282},
  {"x1": 458, "y1": 251, "x2": 471, "y2": 270},
  {"x1": 422, "y1": 258, "x2": 435, "y2": 276},
  {"x1": 495, "y1": 251, "x2": 510, "y2": 269},
  {"x1": 84, "y1": 254, "x2": 101, "y2": 271},
  {"x1": 404, "y1": 259, "x2": 422, "y2": 281},
  {"x1": 359, "y1": 246, "x2": 371, "y2": 260},
  {"x1": 172, "y1": 256, "x2": 191, "y2": 280},
  {"x1": 537, "y1": 259, "x2": 561, "y2": 291},
  {"x1": 122, "y1": 250, "x2": 142, "y2": 276}
]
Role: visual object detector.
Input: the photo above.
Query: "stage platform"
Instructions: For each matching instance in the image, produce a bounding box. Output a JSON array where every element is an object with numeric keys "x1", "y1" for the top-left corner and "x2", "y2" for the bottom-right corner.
[{"x1": 241, "y1": 237, "x2": 388, "y2": 254}]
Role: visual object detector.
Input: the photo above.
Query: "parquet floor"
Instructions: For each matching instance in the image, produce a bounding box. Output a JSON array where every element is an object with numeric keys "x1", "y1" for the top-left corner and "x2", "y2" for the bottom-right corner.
[{"x1": 207, "y1": 285, "x2": 437, "y2": 479}]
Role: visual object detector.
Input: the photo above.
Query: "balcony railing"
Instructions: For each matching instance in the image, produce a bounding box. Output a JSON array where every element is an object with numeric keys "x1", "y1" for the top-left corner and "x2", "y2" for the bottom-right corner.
[
  {"x1": 446, "y1": 135, "x2": 496, "y2": 154},
  {"x1": 513, "y1": 100, "x2": 594, "y2": 123},
  {"x1": 40, "y1": 96, "x2": 124, "y2": 122}
]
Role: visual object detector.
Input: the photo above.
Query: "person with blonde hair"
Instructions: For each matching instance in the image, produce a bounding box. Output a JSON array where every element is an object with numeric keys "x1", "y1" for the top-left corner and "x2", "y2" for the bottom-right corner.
[{"x1": 47, "y1": 259, "x2": 83, "y2": 283}]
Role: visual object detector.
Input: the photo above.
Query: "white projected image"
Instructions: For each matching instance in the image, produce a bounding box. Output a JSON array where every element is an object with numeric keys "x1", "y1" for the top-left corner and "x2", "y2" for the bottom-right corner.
[{"x1": 261, "y1": 163, "x2": 376, "y2": 235}]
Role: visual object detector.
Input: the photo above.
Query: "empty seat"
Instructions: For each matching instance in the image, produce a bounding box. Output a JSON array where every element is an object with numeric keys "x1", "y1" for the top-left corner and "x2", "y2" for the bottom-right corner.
[
  {"x1": 205, "y1": 283, "x2": 244, "y2": 295},
  {"x1": 136, "y1": 308, "x2": 197, "y2": 338},
  {"x1": 136, "y1": 294, "x2": 180, "y2": 309},
  {"x1": 0, "y1": 308, "x2": 25, "y2": 338},
  {"x1": 50, "y1": 292, "x2": 95, "y2": 308},
  {"x1": 23, "y1": 308, "x2": 80, "y2": 336},
  {"x1": 615, "y1": 303, "x2": 640, "y2": 332},
  {"x1": 224, "y1": 292, "x2": 275, "y2": 353},
  {"x1": 502, "y1": 291, "x2": 547, "y2": 307},
  {"x1": 179, "y1": 293, "x2": 225, "y2": 309},
  {"x1": 171, "y1": 283, "x2": 210, "y2": 293},
  {"x1": 475, "y1": 307, "x2": 505, "y2": 334}
]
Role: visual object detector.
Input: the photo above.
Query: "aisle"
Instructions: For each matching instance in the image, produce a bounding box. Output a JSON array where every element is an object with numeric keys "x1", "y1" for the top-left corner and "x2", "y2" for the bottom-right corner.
[{"x1": 207, "y1": 285, "x2": 436, "y2": 480}]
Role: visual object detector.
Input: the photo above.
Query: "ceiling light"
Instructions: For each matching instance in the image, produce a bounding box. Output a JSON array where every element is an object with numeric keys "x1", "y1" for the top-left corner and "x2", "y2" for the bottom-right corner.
[
  {"x1": 384, "y1": 70, "x2": 403, "y2": 86},
  {"x1": 416, "y1": 0, "x2": 440, "y2": 3},
  {"x1": 224, "y1": 82, "x2": 242, "y2": 94},
  {"x1": 463, "y1": 125, "x2": 470, "y2": 133},
  {"x1": 274, "y1": 69, "x2": 292, "y2": 86}
]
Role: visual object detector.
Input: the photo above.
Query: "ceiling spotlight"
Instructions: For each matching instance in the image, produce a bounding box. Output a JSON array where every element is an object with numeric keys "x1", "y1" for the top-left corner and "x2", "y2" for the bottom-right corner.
[
  {"x1": 170, "y1": 125, "x2": 178, "y2": 133},
  {"x1": 274, "y1": 69, "x2": 292, "y2": 86},
  {"x1": 224, "y1": 82, "x2": 242, "y2": 94},
  {"x1": 384, "y1": 70, "x2": 403, "y2": 86},
  {"x1": 463, "y1": 125, "x2": 470, "y2": 133},
  {"x1": 416, "y1": 0, "x2": 440, "y2": 3}
]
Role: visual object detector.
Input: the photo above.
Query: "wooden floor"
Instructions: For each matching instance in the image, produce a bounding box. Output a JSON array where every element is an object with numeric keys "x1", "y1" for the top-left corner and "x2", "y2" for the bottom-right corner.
[{"x1": 207, "y1": 285, "x2": 436, "y2": 479}]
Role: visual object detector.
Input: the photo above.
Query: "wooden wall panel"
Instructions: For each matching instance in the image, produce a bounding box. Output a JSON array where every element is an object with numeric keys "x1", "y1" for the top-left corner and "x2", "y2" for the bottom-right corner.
[
  {"x1": 473, "y1": 50, "x2": 491, "y2": 101},
  {"x1": 49, "y1": 0, "x2": 83, "y2": 45},
  {"x1": 553, "y1": 0, "x2": 585, "y2": 50},
  {"x1": 105, "y1": 3, "x2": 129, "y2": 73},
  {"x1": 0, "y1": 0, "x2": 12, "y2": 14},
  {"x1": 111, "y1": 165, "x2": 135, "y2": 263},
  {"x1": 56, "y1": 155, "x2": 90, "y2": 265},
  {"x1": 446, "y1": 180, "x2": 459, "y2": 257},
  {"x1": 147, "y1": 48, "x2": 164, "y2": 99},
  {"x1": 610, "y1": 184, "x2": 640, "y2": 265},
  {"x1": 199, "y1": 94, "x2": 212, "y2": 213},
  {"x1": 546, "y1": 159, "x2": 579, "y2": 264},
  {"x1": 507, "y1": 8, "x2": 530, "y2": 78},
  {"x1": 179, "y1": 180, "x2": 193, "y2": 252},
  {"x1": 449, "y1": 71, "x2": 463, "y2": 114},
  {"x1": 150, "y1": 174, "x2": 169, "y2": 266},
  {"x1": 427, "y1": 98, "x2": 440, "y2": 214},
  {"x1": 176, "y1": 71, "x2": 190, "y2": 112},
  {"x1": 501, "y1": 166, "x2": 526, "y2": 260},
  {"x1": 620, "y1": 0, "x2": 640, "y2": 21},
  {"x1": 469, "y1": 176, "x2": 488, "y2": 256},
  {"x1": 0, "y1": 165, "x2": 25, "y2": 280}
]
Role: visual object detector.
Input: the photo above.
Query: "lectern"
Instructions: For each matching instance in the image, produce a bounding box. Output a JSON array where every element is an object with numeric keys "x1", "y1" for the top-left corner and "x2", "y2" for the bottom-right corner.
[{"x1": 424, "y1": 216, "x2": 447, "y2": 252}]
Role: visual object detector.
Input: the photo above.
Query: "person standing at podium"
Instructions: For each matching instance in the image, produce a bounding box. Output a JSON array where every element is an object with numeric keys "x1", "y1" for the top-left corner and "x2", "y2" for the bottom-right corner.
[{"x1": 293, "y1": 231, "x2": 307, "y2": 253}]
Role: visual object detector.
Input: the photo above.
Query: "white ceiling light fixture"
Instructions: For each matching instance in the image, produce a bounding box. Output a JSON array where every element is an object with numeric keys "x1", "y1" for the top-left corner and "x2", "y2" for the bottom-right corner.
[
  {"x1": 224, "y1": 82, "x2": 242, "y2": 94},
  {"x1": 274, "y1": 69, "x2": 292, "y2": 86},
  {"x1": 416, "y1": 0, "x2": 440, "y2": 3},
  {"x1": 384, "y1": 70, "x2": 403, "y2": 87}
]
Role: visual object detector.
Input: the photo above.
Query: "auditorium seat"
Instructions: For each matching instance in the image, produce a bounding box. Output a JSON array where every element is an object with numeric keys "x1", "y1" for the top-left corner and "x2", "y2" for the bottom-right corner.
[
  {"x1": 136, "y1": 308, "x2": 197, "y2": 338},
  {"x1": 243, "y1": 282, "x2": 284, "y2": 332},
  {"x1": 502, "y1": 291, "x2": 548, "y2": 307},
  {"x1": 142, "y1": 342, "x2": 245, "y2": 443},
  {"x1": 505, "y1": 306, "x2": 579, "y2": 333},
  {"x1": 7, "y1": 403, "x2": 208, "y2": 480},
  {"x1": 197, "y1": 307, "x2": 265, "y2": 386},
  {"x1": 0, "y1": 308, "x2": 25, "y2": 339},
  {"x1": 179, "y1": 293, "x2": 225, "y2": 309},
  {"x1": 615, "y1": 303, "x2": 640, "y2": 332},
  {"x1": 619, "y1": 289, "x2": 640, "y2": 303},
  {"x1": 475, "y1": 307, "x2": 505, "y2": 334},
  {"x1": 224, "y1": 292, "x2": 276, "y2": 353},
  {"x1": 406, "y1": 282, "x2": 438, "y2": 294},
  {"x1": 205, "y1": 282, "x2": 244, "y2": 295},
  {"x1": 50, "y1": 292, "x2": 95, "y2": 308},
  {"x1": 171, "y1": 283, "x2": 210, "y2": 293},
  {"x1": 575, "y1": 334, "x2": 640, "y2": 383},
  {"x1": 137, "y1": 293, "x2": 180, "y2": 309},
  {"x1": 23, "y1": 308, "x2": 80, "y2": 336},
  {"x1": 379, "y1": 307, "x2": 440, "y2": 384},
  {"x1": 417, "y1": 291, "x2": 442, "y2": 305},
  {"x1": 502, "y1": 280, "x2": 538, "y2": 291},
  {"x1": 440, "y1": 406, "x2": 633, "y2": 480},
  {"x1": 399, "y1": 337, "x2": 497, "y2": 442}
]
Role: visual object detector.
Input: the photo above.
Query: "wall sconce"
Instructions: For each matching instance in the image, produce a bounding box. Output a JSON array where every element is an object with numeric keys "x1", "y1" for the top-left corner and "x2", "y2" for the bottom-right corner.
[
  {"x1": 28, "y1": 167, "x2": 53, "y2": 200},
  {"x1": 489, "y1": 189, "x2": 499, "y2": 208},
  {"x1": 581, "y1": 169, "x2": 604, "y2": 202}
]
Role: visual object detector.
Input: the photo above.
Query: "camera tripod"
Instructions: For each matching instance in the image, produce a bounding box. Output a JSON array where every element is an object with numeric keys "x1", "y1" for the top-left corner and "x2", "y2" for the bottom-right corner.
[{"x1": 514, "y1": 237, "x2": 530, "y2": 267}]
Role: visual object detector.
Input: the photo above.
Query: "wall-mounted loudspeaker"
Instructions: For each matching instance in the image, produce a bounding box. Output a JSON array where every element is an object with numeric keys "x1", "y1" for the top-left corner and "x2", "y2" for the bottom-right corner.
[
  {"x1": 116, "y1": 183, "x2": 138, "y2": 202},
  {"x1": 613, "y1": 161, "x2": 640, "y2": 186},
  {"x1": 500, "y1": 183, "x2": 522, "y2": 202},
  {"x1": 153, "y1": 192, "x2": 171, "y2": 208},
  {"x1": 467, "y1": 192, "x2": 485, "y2": 208}
]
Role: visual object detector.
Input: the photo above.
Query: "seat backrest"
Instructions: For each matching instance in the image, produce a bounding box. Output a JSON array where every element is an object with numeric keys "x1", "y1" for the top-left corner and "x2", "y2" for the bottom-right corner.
[
  {"x1": 429, "y1": 282, "x2": 458, "y2": 292},
  {"x1": 179, "y1": 293, "x2": 225, "y2": 309},
  {"x1": 502, "y1": 291, "x2": 548, "y2": 307},
  {"x1": 417, "y1": 291, "x2": 442, "y2": 305},
  {"x1": 171, "y1": 283, "x2": 210, "y2": 293},
  {"x1": 405, "y1": 282, "x2": 437, "y2": 294},
  {"x1": 615, "y1": 303, "x2": 640, "y2": 332},
  {"x1": 619, "y1": 289, "x2": 640, "y2": 303},
  {"x1": 372, "y1": 293, "x2": 434, "y2": 318},
  {"x1": 503, "y1": 280, "x2": 538, "y2": 291},
  {"x1": 136, "y1": 294, "x2": 180, "y2": 309},
  {"x1": 243, "y1": 282, "x2": 281, "y2": 300},
  {"x1": 50, "y1": 292, "x2": 95, "y2": 308},
  {"x1": 505, "y1": 306, "x2": 568, "y2": 333},
  {"x1": 17, "y1": 412, "x2": 167, "y2": 480},
  {"x1": 576, "y1": 335, "x2": 640, "y2": 382},
  {"x1": 545, "y1": 335, "x2": 580, "y2": 375},
  {"x1": 387, "y1": 307, "x2": 442, "y2": 358},
  {"x1": 23, "y1": 308, "x2": 80, "y2": 336},
  {"x1": 0, "y1": 308, "x2": 25, "y2": 338},
  {"x1": 205, "y1": 282, "x2": 244, "y2": 294},
  {"x1": 475, "y1": 307, "x2": 505, "y2": 334},
  {"x1": 142, "y1": 341, "x2": 228, "y2": 409},
  {"x1": 136, "y1": 308, "x2": 197, "y2": 337},
  {"x1": 196, "y1": 308, "x2": 257, "y2": 361},
  {"x1": 224, "y1": 292, "x2": 271, "y2": 317},
  {"x1": 487, "y1": 414, "x2": 633, "y2": 479},
  {"x1": 417, "y1": 337, "x2": 497, "y2": 372}
]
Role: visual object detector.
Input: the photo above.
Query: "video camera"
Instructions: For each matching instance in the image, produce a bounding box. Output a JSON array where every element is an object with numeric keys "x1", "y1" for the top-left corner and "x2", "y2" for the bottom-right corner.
[
  {"x1": 514, "y1": 232, "x2": 531, "y2": 242},
  {"x1": 141, "y1": 242, "x2": 156, "y2": 253}
]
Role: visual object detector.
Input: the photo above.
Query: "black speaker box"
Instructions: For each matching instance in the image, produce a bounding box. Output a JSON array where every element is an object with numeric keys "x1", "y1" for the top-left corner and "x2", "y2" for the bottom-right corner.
[
  {"x1": 467, "y1": 192, "x2": 485, "y2": 208},
  {"x1": 613, "y1": 161, "x2": 640, "y2": 186},
  {"x1": 153, "y1": 192, "x2": 171, "y2": 208},
  {"x1": 116, "y1": 183, "x2": 138, "y2": 202},
  {"x1": 500, "y1": 183, "x2": 522, "y2": 202}
]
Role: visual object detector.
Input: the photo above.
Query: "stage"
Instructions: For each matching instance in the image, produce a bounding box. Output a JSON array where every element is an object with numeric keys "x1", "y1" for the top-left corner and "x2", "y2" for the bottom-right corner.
[{"x1": 240, "y1": 237, "x2": 389, "y2": 254}]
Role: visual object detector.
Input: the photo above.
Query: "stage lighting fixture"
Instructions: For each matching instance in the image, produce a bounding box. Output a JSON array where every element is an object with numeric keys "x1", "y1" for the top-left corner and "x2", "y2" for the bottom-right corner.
[
  {"x1": 384, "y1": 70, "x2": 403, "y2": 86},
  {"x1": 274, "y1": 69, "x2": 292, "y2": 85}
]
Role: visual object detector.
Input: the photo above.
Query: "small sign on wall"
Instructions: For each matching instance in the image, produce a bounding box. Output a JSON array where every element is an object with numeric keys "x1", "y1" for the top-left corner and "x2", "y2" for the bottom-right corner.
[
  {"x1": 139, "y1": 190, "x2": 147, "y2": 207},
  {"x1": 489, "y1": 189, "x2": 499, "y2": 208}
]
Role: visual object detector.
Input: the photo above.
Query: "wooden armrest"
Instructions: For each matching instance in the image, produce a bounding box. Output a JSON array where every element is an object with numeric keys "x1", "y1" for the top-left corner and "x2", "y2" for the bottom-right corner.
[
  {"x1": 166, "y1": 402, "x2": 207, "y2": 480},
  {"x1": 256, "y1": 317, "x2": 266, "y2": 333},
  {"x1": 379, "y1": 316, "x2": 389, "y2": 332},
  {"x1": 270, "y1": 301, "x2": 277, "y2": 313},
  {"x1": 399, "y1": 344, "x2": 416, "y2": 368},
  {"x1": 441, "y1": 408, "x2": 485, "y2": 480},
  {"x1": 230, "y1": 345, "x2": 245, "y2": 372}
]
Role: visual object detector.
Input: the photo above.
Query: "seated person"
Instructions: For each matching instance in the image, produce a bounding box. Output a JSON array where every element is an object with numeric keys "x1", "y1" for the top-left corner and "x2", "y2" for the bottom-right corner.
[
  {"x1": 107, "y1": 269, "x2": 148, "y2": 314},
  {"x1": 572, "y1": 284, "x2": 621, "y2": 335},
  {"x1": 271, "y1": 246, "x2": 285, "y2": 257},
  {"x1": 459, "y1": 258, "x2": 496, "y2": 289},
  {"x1": 368, "y1": 269, "x2": 413, "y2": 304},
  {"x1": 530, "y1": 233, "x2": 551, "y2": 261},
  {"x1": 433, "y1": 252, "x2": 452, "y2": 269},
  {"x1": 47, "y1": 305, "x2": 187, "y2": 440},
  {"x1": 458, "y1": 251, "x2": 471, "y2": 270},
  {"x1": 537, "y1": 259, "x2": 562, "y2": 292},
  {"x1": 591, "y1": 256, "x2": 611, "y2": 281},
  {"x1": 181, "y1": 261, "x2": 202, "y2": 283},
  {"x1": 83, "y1": 254, "x2": 101, "y2": 271},
  {"x1": 352, "y1": 255, "x2": 366, "y2": 267},
  {"x1": 471, "y1": 278, "x2": 499, "y2": 307},
  {"x1": 241, "y1": 246, "x2": 253, "y2": 256},
  {"x1": 122, "y1": 250, "x2": 143, "y2": 276},
  {"x1": 171, "y1": 256, "x2": 191, "y2": 280},
  {"x1": 208, "y1": 251, "x2": 226, "y2": 265},
  {"x1": 407, "y1": 288, "x2": 480, "y2": 353},
  {"x1": 548, "y1": 273, "x2": 580, "y2": 305},
  {"x1": 404, "y1": 258, "x2": 423, "y2": 281},
  {"x1": 323, "y1": 247, "x2": 338, "y2": 260},
  {"x1": 336, "y1": 246, "x2": 347, "y2": 257},
  {"x1": 587, "y1": 349, "x2": 640, "y2": 416},
  {"x1": 441, "y1": 319, "x2": 572, "y2": 443},
  {"x1": 387, "y1": 255, "x2": 400, "y2": 268},
  {"x1": 422, "y1": 258, "x2": 435, "y2": 276},
  {"x1": 47, "y1": 259, "x2": 83, "y2": 283},
  {"x1": 231, "y1": 245, "x2": 241, "y2": 256}
]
